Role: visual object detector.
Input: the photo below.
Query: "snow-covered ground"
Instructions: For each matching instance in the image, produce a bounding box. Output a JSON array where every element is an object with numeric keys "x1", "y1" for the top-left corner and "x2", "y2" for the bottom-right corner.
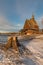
[
  {"x1": 19, "y1": 34, "x2": 43, "y2": 65},
  {"x1": 0, "y1": 34, "x2": 43, "y2": 65}
]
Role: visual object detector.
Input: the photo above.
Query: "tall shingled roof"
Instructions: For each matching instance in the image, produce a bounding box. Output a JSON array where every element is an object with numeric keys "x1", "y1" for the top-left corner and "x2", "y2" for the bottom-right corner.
[{"x1": 23, "y1": 15, "x2": 39, "y2": 30}]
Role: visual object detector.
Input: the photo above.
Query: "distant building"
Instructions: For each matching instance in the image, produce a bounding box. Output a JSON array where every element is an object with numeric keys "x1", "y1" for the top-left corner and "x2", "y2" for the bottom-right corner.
[
  {"x1": 23, "y1": 15, "x2": 39, "y2": 31},
  {"x1": 20, "y1": 15, "x2": 40, "y2": 35}
]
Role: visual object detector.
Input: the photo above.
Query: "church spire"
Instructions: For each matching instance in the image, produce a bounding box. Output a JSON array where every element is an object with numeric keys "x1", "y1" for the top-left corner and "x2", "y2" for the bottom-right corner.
[{"x1": 32, "y1": 14, "x2": 34, "y2": 19}]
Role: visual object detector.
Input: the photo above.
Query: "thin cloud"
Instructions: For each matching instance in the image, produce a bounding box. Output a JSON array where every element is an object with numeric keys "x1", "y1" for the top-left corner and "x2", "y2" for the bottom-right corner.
[
  {"x1": 0, "y1": 15, "x2": 21, "y2": 32},
  {"x1": 36, "y1": 16, "x2": 43, "y2": 29},
  {"x1": 0, "y1": 0, "x2": 43, "y2": 32}
]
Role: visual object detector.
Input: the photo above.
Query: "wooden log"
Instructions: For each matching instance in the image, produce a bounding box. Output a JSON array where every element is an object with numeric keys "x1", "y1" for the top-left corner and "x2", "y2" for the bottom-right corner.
[
  {"x1": 12, "y1": 37, "x2": 19, "y2": 51},
  {"x1": 4, "y1": 36, "x2": 19, "y2": 52},
  {"x1": 5, "y1": 37, "x2": 13, "y2": 50}
]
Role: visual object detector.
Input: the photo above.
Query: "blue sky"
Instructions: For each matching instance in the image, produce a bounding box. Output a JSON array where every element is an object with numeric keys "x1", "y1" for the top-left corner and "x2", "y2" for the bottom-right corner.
[{"x1": 0, "y1": 0, "x2": 43, "y2": 32}]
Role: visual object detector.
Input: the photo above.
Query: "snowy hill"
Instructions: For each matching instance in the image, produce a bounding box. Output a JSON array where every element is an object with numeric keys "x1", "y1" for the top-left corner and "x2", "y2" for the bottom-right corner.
[{"x1": 0, "y1": 34, "x2": 43, "y2": 65}]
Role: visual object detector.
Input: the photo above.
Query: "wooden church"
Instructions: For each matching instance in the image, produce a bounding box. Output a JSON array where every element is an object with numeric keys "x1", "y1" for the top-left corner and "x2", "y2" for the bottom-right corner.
[
  {"x1": 22, "y1": 15, "x2": 39, "y2": 35},
  {"x1": 24, "y1": 15, "x2": 39, "y2": 30}
]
